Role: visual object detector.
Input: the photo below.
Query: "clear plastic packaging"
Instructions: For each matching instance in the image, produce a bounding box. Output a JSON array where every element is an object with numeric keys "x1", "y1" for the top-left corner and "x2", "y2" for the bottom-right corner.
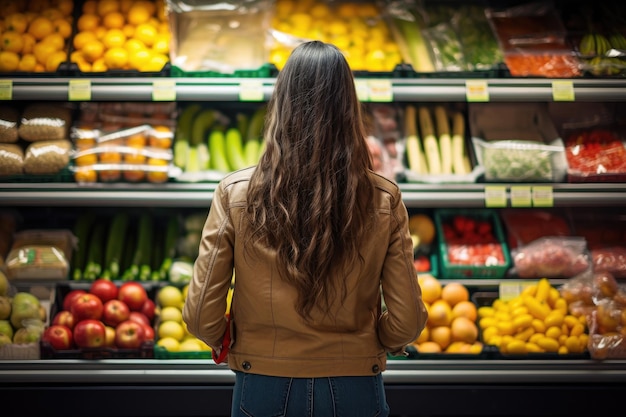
[
  {"x1": 0, "y1": 106, "x2": 19, "y2": 143},
  {"x1": 17, "y1": 104, "x2": 72, "y2": 142},
  {"x1": 5, "y1": 229, "x2": 77, "y2": 280},
  {"x1": 23, "y1": 139, "x2": 72, "y2": 175},
  {"x1": 511, "y1": 236, "x2": 590, "y2": 279},
  {"x1": 0, "y1": 144, "x2": 24, "y2": 176}
]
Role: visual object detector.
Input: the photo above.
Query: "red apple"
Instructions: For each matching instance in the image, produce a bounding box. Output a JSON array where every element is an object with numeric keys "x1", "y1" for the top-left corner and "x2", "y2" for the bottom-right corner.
[
  {"x1": 102, "y1": 299, "x2": 130, "y2": 327},
  {"x1": 142, "y1": 323, "x2": 155, "y2": 341},
  {"x1": 73, "y1": 319, "x2": 106, "y2": 348},
  {"x1": 42, "y1": 325, "x2": 73, "y2": 350},
  {"x1": 63, "y1": 289, "x2": 87, "y2": 311},
  {"x1": 118, "y1": 282, "x2": 148, "y2": 311},
  {"x1": 104, "y1": 326, "x2": 116, "y2": 347},
  {"x1": 115, "y1": 319, "x2": 146, "y2": 349},
  {"x1": 52, "y1": 310, "x2": 75, "y2": 330},
  {"x1": 71, "y1": 293, "x2": 104, "y2": 322},
  {"x1": 140, "y1": 299, "x2": 156, "y2": 323},
  {"x1": 128, "y1": 311, "x2": 150, "y2": 327},
  {"x1": 89, "y1": 279, "x2": 119, "y2": 303}
]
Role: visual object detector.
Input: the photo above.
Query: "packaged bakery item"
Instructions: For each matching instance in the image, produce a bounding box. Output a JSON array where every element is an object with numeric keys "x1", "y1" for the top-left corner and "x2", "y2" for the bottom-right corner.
[
  {"x1": 0, "y1": 106, "x2": 19, "y2": 143},
  {"x1": 5, "y1": 230, "x2": 77, "y2": 280},
  {"x1": 18, "y1": 104, "x2": 72, "y2": 142},
  {"x1": 0, "y1": 144, "x2": 24, "y2": 176},
  {"x1": 23, "y1": 140, "x2": 72, "y2": 175}
]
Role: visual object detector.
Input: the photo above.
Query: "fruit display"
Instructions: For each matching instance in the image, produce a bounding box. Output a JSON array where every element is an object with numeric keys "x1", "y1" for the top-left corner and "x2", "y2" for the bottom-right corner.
[
  {"x1": 154, "y1": 284, "x2": 213, "y2": 355},
  {"x1": 477, "y1": 278, "x2": 588, "y2": 355},
  {"x1": 173, "y1": 103, "x2": 265, "y2": 181},
  {"x1": 564, "y1": 128, "x2": 626, "y2": 182},
  {"x1": 43, "y1": 280, "x2": 156, "y2": 357},
  {"x1": 269, "y1": 0, "x2": 402, "y2": 72},
  {"x1": 0, "y1": 0, "x2": 74, "y2": 73},
  {"x1": 70, "y1": 0, "x2": 170, "y2": 73},
  {"x1": 411, "y1": 275, "x2": 482, "y2": 354},
  {"x1": 560, "y1": 271, "x2": 626, "y2": 359},
  {"x1": 70, "y1": 102, "x2": 176, "y2": 183},
  {"x1": 408, "y1": 212, "x2": 436, "y2": 274},
  {"x1": 71, "y1": 210, "x2": 180, "y2": 282}
]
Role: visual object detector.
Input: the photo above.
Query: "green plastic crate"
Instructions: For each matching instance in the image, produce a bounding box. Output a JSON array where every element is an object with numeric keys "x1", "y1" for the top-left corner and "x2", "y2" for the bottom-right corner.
[
  {"x1": 434, "y1": 208, "x2": 511, "y2": 279},
  {"x1": 154, "y1": 345, "x2": 212, "y2": 360}
]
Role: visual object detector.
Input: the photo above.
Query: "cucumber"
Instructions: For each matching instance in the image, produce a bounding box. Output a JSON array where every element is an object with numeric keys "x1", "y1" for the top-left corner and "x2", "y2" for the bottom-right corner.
[
  {"x1": 103, "y1": 212, "x2": 129, "y2": 280},
  {"x1": 72, "y1": 211, "x2": 96, "y2": 280}
]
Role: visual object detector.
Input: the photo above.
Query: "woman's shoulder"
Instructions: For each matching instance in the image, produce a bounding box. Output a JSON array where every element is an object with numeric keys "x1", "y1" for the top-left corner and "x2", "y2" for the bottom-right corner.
[
  {"x1": 367, "y1": 170, "x2": 400, "y2": 197},
  {"x1": 220, "y1": 166, "x2": 255, "y2": 188}
]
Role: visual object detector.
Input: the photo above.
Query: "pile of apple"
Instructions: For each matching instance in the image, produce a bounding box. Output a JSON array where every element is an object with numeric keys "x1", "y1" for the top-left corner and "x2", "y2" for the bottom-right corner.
[
  {"x1": 43, "y1": 279, "x2": 156, "y2": 351},
  {"x1": 0, "y1": 270, "x2": 47, "y2": 346}
]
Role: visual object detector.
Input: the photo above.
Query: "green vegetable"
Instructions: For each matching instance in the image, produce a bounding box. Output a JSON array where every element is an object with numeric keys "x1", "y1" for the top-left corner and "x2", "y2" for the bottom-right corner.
[
  {"x1": 169, "y1": 260, "x2": 194, "y2": 285},
  {"x1": 103, "y1": 212, "x2": 129, "y2": 280},
  {"x1": 72, "y1": 211, "x2": 96, "y2": 280},
  {"x1": 83, "y1": 220, "x2": 107, "y2": 280}
]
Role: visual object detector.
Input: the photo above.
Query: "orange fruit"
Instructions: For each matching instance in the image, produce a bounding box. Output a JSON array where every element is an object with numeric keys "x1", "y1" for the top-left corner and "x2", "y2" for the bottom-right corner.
[
  {"x1": 148, "y1": 126, "x2": 173, "y2": 148},
  {"x1": 142, "y1": 52, "x2": 167, "y2": 72},
  {"x1": 134, "y1": 22, "x2": 157, "y2": 46},
  {"x1": 127, "y1": 3, "x2": 151, "y2": 25},
  {"x1": 418, "y1": 275, "x2": 442, "y2": 304},
  {"x1": 17, "y1": 53, "x2": 37, "y2": 71},
  {"x1": 81, "y1": 40, "x2": 104, "y2": 63},
  {"x1": 417, "y1": 341, "x2": 442, "y2": 354},
  {"x1": 94, "y1": 26, "x2": 107, "y2": 40},
  {"x1": 21, "y1": 33, "x2": 36, "y2": 54},
  {"x1": 41, "y1": 8, "x2": 64, "y2": 22},
  {"x1": 102, "y1": 28, "x2": 126, "y2": 48},
  {"x1": 53, "y1": 18, "x2": 72, "y2": 38},
  {"x1": 157, "y1": 21, "x2": 169, "y2": 34},
  {"x1": 127, "y1": 48, "x2": 151, "y2": 70},
  {"x1": 126, "y1": 134, "x2": 147, "y2": 148},
  {"x1": 123, "y1": 167, "x2": 146, "y2": 182},
  {"x1": 97, "y1": 0, "x2": 120, "y2": 17},
  {"x1": 451, "y1": 317, "x2": 479, "y2": 344},
  {"x1": 28, "y1": 17, "x2": 54, "y2": 40},
  {"x1": 124, "y1": 38, "x2": 145, "y2": 52},
  {"x1": 415, "y1": 326, "x2": 429, "y2": 344},
  {"x1": 91, "y1": 57, "x2": 108, "y2": 72},
  {"x1": 430, "y1": 325, "x2": 452, "y2": 350},
  {"x1": 0, "y1": 50, "x2": 19, "y2": 71},
  {"x1": 77, "y1": 13, "x2": 100, "y2": 32},
  {"x1": 121, "y1": 23, "x2": 135, "y2": 38},
  {"x1": 428, "y1": 300, "x2": 453, "y2": 327},
  {"x1": 441, "y1": 283, "x2": 470, "y2": 308},
  {"x1": 33, "y1": 41, "x2": 56, "y2": 65},
  {"x1": 45, "y1": 50, "x2": 66, "y2": 72},
  {"x1": 103, "y1": 11, "x2": 125, "y2": 29},
  {"x1": 82, "y1": 0, "x2": 97, "y2": 14},
  {"x1": 409, "y1": 214, "x2": 436, "y2": 245},
  {"x1": 103, "y1": 46, "x2": 128, "y2": 69},
  {"x1": 42, "y1": 32, "x2": 65, "y2": 50},
  {"x1": 56, "y1": 0, "x2": 75, "y2": 16},
  {"x1": 75, "y1": 153, "x2": 98, "y2": 167},
  {"x1": 34, "y1": 63, "x2": 45, "y2": 72},
  {"x1": 1, "y1": 31, "x2": 24, "y2": 53},
  {"x1": 5, "y1": 13, "x2": 28, "y2": 33},
  {"x1": 147, "y1": 157, "x2": 168, "y2": 183},
  {"x1": 119, "y1": 0, "x2": 135, "y2": 14},
  {"x1": 451, "y1": 300, "x2": 478, "y2": 322},
  {"x1": 73, "y1": 30, "x2": 97, "y2": 50},
  {"x1": 74, "y1": 168, "x2": 98, "y2": 183}
]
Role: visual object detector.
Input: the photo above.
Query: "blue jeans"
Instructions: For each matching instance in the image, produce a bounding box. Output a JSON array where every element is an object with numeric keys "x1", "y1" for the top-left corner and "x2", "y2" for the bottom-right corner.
[{"x1": 231, "y1": 371, "x2": 390, "y2": 417}]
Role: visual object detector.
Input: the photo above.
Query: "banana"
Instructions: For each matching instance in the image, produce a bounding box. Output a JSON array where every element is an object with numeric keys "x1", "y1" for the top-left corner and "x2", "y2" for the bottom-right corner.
[
  {"x1": 208, "y1": 129, "x2": 230, "y2": 173},
  {"x1": 579, "y1": 33, "x2": 612, "y2": 56},
  {"x1": 236, "y1": 112, "x2": 249, "y2": 140},
  {"x1": 190, "y1": 109, "x2": 218, "y2": 146},
  {"x1": 224, "y1": 127, "x2": 247, "y2": 171},
  {"x1": 175, "y1": 103, "x2": 201, "y2": 143},
  {"x1": 609, "y1": 33, "x2": 626, "y2": 50},
  {"x1": 246, "y1": 104, "x2": 267, "y2": 142}
]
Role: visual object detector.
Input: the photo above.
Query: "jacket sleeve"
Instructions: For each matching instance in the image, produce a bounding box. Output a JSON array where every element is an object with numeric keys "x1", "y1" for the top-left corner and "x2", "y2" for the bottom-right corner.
[
  {"x1": 377, "y1": 189, "x2": 428, "y2": 355},
  {"x1": 182, "y1": 180, "x2": 235, "y2": 350}
]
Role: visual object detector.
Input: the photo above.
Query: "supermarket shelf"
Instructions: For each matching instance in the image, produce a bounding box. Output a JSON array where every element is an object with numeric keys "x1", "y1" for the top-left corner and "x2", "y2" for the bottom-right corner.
[
  {"x1": 1, "y1": 359, "x2": 625, "y2": 417},
  {"x1": 1, "y1": 182, "x2": 625, "y2": 208},
  {"x1": 4, "y1": 77, "x2": 626, "y2": 102}
]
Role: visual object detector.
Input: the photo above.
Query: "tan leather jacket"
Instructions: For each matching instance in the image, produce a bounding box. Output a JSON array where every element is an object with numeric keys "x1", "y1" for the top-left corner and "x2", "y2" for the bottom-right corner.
[{"x1": 183, "y1": 167, "x2": 427, "y2": 378}]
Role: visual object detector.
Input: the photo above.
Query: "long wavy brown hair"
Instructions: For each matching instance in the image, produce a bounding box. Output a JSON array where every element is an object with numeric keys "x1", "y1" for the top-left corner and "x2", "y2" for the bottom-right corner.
[{"x1": 246, "y1": 41, "x2": 375, "y2": 321}]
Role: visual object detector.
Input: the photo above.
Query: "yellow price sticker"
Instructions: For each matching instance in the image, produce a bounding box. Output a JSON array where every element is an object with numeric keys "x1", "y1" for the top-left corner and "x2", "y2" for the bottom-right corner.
[
  {"x1": 354, "y1": 80, "x2": 369, "y2": 101},
  {"x1": 499, "y1": 281, "x2": 535, "y2": 301},
  {"x1": 510, "y1": 186, "x2": 532, "y2": 207},
  {"x1": 367, "y1": 80, "x2": 392, "y2": 102},
  {"x1": 484, "y1": 185, "x2": 507, "y2": 207},
  {"x1": 552, "y1": 80, "x2": 575, "y2": 101},
  {"x1": 0, "y1": 80, "x2": 12, "y2": 100},
  {"x1": 239, "y1": 80, "x2": 264, "y2": 102},
  {"x1": 465, "y1": 80, "x2": 489, "y2": 102},
  {"x1": 532, "y1": 185, "x2": 554, "y2": 207},
  {"x1": 68, "y1": 79, "x2": 91, "y2": 101},
  {"x1": 152, "y1": 80, "x2": 176, "y2": 101}
]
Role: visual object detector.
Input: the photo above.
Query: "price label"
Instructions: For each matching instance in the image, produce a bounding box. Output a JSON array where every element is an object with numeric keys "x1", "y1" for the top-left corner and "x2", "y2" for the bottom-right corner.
[
  {"x1": 552, "y1": 80, "x2": 575, "y2": 101},
  {"x1": 484, "y1": 185, "x2": 507, "y2": 207},
  {"x1": 499, "y1": 281, "x2": 534, "y2": 301},
  {"x1": 532, "y1": 185, "x2": 554, "y2": 207},
  {"x1": 465, "y1": 80, "x2": 489, "y2": 102},
  {"x1": 355, "y1": 80, "x2": 369, "y2": 101},
  {"x1": 239, "y1": 80, "x2": 264, "y2": 101},
  {"x1": 152, "y1": 80, "x2": 176, "y2": 101},
  {"x1": 510, "y1": 186, "x2": 532, "y2": 207},
  {"x1": 68, "y1": 79, "x2": 91, "y2": 101},
  {"x1": 367, "y1": 79, "x2": 392, "y2": 102},
  {"x1": 0, "y1": 80, "x2": 12, "y2": 100}
]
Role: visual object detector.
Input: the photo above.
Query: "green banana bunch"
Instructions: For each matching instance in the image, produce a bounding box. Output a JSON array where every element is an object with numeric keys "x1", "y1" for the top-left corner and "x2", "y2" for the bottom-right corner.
[
  {"x1": 579, "y1": 33, "x2": 612, "y2": 56},
  {"x1": 609, "y1": 33, "x2": 626, "y2": 50}
]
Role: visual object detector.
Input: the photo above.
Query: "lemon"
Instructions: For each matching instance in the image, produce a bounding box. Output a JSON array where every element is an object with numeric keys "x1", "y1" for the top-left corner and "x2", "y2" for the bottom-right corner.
[
  {"x1": 179, "y1": 338, "x2": 203, "y2": 352},
  {"x1": 160, "y1": 306, "x2": 183, "y2": 323},
  {"x1": 158, "y1": 320, "x2": 184, "y2": 341},
  {"x1": 157, "y1": 336, "x2": 180, "y2": 352},
  {"x1": 157, "y1": 285, "x2": 183, "y2": 308},
  {"x1": 182, "y1": 284, "x2": 189, "y2": 300}
]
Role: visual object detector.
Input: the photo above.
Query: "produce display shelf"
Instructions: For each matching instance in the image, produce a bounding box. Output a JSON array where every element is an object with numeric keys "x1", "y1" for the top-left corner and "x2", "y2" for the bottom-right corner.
[
  {"x1": 3, "y1": 77, "x2": 626, "y2": 102},
  {"x1": 0, "y1": 182, "x2": 624, "y2": 208}
]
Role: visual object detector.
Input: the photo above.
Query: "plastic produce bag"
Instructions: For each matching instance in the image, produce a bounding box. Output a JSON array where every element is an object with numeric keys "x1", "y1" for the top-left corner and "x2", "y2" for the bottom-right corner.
[
  {"x1": 0, "y1": 144, "x2": 24, "y2": 176},
  {"x1": 23, "y1": 139, "x2": 72, "y2": 175},
  {"x1": 0, "y1": 106, "x2": 19, "y2": 143},
  {"x1": 6, "y1": 230, "x2": 77, "y2": 280},
  {"x1": 512, "y1": 236, "x2": 590, "y2": 278},
  {"x1": 17, "y1": 104, "x2": 72, "y2": 142}
]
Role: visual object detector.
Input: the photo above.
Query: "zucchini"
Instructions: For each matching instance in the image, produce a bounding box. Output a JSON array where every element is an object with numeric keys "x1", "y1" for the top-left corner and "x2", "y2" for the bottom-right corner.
[
  {"x1": 419, "y1": 107, "x2": 442, "y2": 174},
  {"x1": 451, "y1": 111, "x2": 467, "y2": 175},
  {"x1": 83, "y1": 219, "x2": 107, "y2": 280},
  {"x1": 103, "y1": 212, "x2": 129, "y2": 280},
  {"x1": 120, "y1": 221, "x2": 137, "y2": 281},
  {"x1": 72, "y1": 211, "x2": 96, "y2": 280},
  {"x1": 127, "y1": 213, "x2": 152, "y2": 281},
  {"x1": 159, "y1": 214, "x2": 180, "y2": 280}
]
